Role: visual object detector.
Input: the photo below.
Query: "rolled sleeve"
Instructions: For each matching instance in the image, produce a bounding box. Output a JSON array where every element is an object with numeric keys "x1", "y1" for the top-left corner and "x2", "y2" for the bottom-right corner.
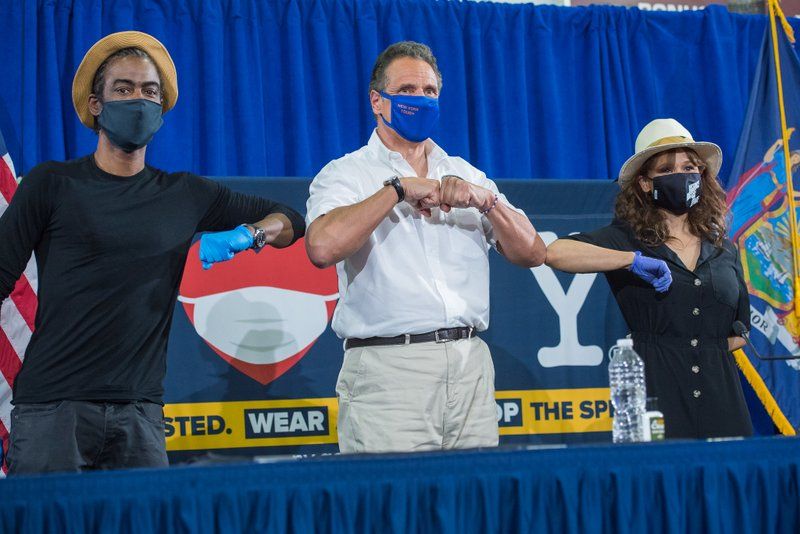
[{"x1": 306, "y1": 161, "x2": 362, "y2": 226}]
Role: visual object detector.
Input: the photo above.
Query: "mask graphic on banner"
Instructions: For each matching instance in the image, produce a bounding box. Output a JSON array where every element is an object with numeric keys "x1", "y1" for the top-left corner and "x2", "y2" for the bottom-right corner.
[
  {"x1": 652, "y1": 172, "x2": 701, "y2": 214},
  {"x1": 97, "y1": 99, "x2": 164, "y2": 152},
  {"x1": 179, "y1": 237, "x2": 339, "y2": 385},
  {"x1": 178, "y1": 287, "x2": 339, "y2": 365},
  {"x1": 379, "y1": 92, "x2": 440, "y2": 142}
]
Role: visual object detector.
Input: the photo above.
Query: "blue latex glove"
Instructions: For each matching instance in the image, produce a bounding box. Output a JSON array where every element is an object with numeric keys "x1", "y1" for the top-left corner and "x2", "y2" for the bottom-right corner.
[
  {"x1": 199, "y1": 225, "x2": 254, "y2": 270},
  {"x1": 628, "y1": 251, "x2": 672, "y2": 293}
]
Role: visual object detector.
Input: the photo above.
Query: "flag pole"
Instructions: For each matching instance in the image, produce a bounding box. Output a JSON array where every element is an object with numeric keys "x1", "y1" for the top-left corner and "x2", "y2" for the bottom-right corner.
[{"x1": 768, "y1": 0, "x2": 800, "y2": 318}]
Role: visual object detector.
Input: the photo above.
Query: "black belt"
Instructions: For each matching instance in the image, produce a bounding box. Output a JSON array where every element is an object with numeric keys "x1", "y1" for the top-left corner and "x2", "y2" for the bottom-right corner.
[{"x1": 345, "y1": 327, "x2": 476, "y2": 350}]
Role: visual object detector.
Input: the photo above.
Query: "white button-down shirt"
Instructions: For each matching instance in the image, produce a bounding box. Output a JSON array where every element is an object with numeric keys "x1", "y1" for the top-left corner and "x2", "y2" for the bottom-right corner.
[{"x1": 306, "y1": 130, "x2": 524, "y2": 339}]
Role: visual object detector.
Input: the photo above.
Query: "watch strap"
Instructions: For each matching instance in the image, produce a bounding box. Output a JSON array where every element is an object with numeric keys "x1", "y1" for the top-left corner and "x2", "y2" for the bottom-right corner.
[{"x1": 383, "y1": 176, "x2": 405, "y2": 203}]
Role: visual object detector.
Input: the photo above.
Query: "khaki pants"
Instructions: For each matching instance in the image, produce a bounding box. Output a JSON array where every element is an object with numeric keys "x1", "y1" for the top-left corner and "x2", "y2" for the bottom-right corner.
[{"x1": 335, "y1": 336, "x2": 498, "y2": 453}]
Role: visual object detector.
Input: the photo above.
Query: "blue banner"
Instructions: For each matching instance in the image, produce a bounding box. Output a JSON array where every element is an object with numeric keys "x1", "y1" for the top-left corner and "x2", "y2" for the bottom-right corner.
[
  {"x1": 726, "y1": 14, "x2": 800, "y2": 434},
  {"x1": 163, "y1": 178, "x2": 629, "y2": 461}
]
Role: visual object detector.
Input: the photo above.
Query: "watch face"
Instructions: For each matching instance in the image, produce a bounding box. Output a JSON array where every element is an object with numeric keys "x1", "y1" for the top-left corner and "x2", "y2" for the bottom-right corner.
[{"x1": 254, "y1": 229, "x2": 267, "y2": 248}]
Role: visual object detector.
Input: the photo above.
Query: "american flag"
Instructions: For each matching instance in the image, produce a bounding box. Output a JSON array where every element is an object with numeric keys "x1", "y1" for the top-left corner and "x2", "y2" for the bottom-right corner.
[{"x1": 0, "y1": 131, "x2": 37, "y2": 477}]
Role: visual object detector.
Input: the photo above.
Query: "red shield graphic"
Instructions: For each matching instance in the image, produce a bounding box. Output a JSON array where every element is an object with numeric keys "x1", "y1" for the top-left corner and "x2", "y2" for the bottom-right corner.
[{"x1": 179, "y1": 238, "x2": 338, "y2": 385}]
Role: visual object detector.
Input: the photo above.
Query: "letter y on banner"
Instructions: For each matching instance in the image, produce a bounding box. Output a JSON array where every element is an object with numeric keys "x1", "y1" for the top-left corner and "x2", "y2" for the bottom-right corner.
[{"x1": 531, "y1": 232, "x2": 603, "y2": 368}]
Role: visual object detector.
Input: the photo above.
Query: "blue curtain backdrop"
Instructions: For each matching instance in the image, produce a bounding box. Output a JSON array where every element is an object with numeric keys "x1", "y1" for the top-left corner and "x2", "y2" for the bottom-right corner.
[{"x1": 0, "y1": 0, "x2": 796, "y2": 180}]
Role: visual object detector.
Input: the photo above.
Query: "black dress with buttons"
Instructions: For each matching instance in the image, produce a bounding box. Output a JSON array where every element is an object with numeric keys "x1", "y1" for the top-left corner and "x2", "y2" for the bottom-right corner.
[{"x1": 566, "y1": 220, "x2": 753, "y2": 439}]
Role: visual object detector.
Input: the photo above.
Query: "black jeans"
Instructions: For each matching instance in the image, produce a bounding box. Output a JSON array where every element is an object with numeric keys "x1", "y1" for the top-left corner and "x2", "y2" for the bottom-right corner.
[{"x1": 7, "y1": 400, "x2": 169, "y2": 475}]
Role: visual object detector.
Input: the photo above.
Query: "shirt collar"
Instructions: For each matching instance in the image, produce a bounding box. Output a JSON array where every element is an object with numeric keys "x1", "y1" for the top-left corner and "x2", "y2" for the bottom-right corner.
[
  {"x1": 647, "y1": 237, "x2": 720, "y2": 272},
  {"x1": 696, "y1": 239, "x2": 719, "y2": 268},
  {"x1": 367, "y1": 129, "x2": 448, "y2": 172}
]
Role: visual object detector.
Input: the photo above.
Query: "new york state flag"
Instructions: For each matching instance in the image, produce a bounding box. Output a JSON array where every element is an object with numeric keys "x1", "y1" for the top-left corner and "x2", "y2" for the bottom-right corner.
[{"x1": 727, "y1": 1, "x2": 800, "y2": 434}]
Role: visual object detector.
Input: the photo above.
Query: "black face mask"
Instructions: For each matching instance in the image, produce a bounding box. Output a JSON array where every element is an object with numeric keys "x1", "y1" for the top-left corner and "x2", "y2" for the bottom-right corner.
[
  {"x1": 651, "y1": 172, "x2": 701, "y2": 215},
  {"x1": 97, "y1": 99, "x2": 164, "y2": 152}
]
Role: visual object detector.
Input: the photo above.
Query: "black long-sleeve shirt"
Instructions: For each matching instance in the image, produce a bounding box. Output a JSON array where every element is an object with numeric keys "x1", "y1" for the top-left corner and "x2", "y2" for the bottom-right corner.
[{"x1": 0, "y1": 155, "x2": 305, "y2": 404}]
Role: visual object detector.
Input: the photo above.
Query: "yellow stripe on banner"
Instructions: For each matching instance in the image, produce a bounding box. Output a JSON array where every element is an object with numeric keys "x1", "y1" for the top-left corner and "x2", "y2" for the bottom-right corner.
[
  {"x1": 769, "y1": 0, "x2": 800, "y2": 318},
  {"x1": 732, "y1": 349, "x2": 796, "y2": 435},
  {"x1": 164, "y1": 388, "x2": 615, "y2": 451},
  {"x1": 496, "y1": 388, "x2": 612, "y2": 435},
  {"x1": 164, "y1": 398, "x2": 340, "y2": 451}
]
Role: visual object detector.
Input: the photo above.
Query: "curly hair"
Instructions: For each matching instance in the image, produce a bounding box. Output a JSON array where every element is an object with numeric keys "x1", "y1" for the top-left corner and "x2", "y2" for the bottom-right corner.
[{"x1": 614, "y1": 148, "x2": 728, "y2": 246}]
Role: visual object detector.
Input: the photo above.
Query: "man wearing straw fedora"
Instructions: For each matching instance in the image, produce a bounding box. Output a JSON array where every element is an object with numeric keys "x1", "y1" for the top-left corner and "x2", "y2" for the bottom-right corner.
[{"x1": 0, "y1": 31, "x2": 304, "y2": 474}]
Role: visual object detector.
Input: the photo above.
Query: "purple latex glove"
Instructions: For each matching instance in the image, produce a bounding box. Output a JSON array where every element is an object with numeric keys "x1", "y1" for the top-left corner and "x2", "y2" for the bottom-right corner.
[
  {"x1": 199, "y1": 225, "x2": 253, "y2": 270},
  {"x1": 628, "y1": 251, "x2": 672, "y2": 293}
]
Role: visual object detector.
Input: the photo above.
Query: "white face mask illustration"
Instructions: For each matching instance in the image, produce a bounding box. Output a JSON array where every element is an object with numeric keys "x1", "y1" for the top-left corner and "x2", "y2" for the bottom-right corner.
[{"x1": 179, "y1": 286, "x2": 338, "y2": 365}]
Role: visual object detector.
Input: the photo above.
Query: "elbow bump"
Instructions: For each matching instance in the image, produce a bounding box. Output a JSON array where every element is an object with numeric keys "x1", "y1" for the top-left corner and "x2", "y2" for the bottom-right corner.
[
  {"x1": 521, "y1": 250, "x2": 546, "y2": 268},
  {"x1": 530, "y1": 240, "x2": 548, "y2": 267},
  {"x1": 543, "y1": 245, "x2": 558, "y2": 267},
  {"x1": 506, "y1": 246, "x2": 546, "y2": 269},
  {"x1": 530, "y1": 249, "x2": 547, "y2": 268}
]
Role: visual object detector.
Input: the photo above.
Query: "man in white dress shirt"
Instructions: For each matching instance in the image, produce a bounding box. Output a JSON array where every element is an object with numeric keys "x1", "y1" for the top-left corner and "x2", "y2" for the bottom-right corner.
[{"x1": 305, "y1": 41, "x2": 546, "y2": 453}]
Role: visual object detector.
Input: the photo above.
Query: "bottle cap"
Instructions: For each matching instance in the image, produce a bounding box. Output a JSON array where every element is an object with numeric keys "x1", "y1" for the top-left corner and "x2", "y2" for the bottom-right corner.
[{"x1": 617, "y1": 338, "x2": 633, "y2": 348}]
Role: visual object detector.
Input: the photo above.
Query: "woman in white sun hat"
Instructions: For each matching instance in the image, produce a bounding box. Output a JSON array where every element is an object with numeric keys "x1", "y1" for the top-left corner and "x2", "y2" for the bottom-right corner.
[{"x1": 546, "y1": 118, "x2": 753, "y2": 440}]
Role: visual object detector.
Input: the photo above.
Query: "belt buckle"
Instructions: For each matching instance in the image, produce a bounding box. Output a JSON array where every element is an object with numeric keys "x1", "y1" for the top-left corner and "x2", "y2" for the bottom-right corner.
[{"x1": 434, "y1": 330, "x2": 448, "y2": 343}]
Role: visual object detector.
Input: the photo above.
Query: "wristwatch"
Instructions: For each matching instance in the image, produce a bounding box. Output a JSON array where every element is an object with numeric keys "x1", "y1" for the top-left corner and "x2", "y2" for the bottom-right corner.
[
  {"x1": 246, "y1": 224, "x2": 267, "y2": 251},
  {"x1": 383, "y1": 176, "x2": 405, "y2": 203}
]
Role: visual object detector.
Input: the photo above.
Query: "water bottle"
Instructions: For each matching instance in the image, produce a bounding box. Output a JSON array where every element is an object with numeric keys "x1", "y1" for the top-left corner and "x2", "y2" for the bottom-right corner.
[{"x1": 608, "y1": 338, "x2": 646, "y2": 443}]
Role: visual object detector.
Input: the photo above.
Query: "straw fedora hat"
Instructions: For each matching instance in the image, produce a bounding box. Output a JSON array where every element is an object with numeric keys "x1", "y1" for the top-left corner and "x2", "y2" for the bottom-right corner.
[
  {"x1": 617, "y1": 118, "x2": 722, "y2": 186},
  {"x1": 72, "y1": 31, "x2": 178, "y2": 129}
]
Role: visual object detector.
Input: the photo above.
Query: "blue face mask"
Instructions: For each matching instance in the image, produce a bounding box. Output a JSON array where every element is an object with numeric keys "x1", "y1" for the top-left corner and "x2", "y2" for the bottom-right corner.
[
  {"x1": 97, "y1": 99, "x2": 164, "y2": 152},
  {"x1": 379, "y1": 92, "x2": 440, "y2": 143}
]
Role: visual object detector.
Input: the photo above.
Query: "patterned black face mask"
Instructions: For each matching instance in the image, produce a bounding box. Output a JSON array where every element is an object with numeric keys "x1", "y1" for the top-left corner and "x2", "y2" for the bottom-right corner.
[{"x1": 652, "y1": 172, "x2": 701, "y2": 215}]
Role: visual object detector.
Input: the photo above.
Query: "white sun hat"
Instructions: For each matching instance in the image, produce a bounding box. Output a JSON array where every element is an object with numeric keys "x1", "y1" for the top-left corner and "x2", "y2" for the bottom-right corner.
[{"x1": 617, "y1": 118, "x2": 722, "y2": 186}]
